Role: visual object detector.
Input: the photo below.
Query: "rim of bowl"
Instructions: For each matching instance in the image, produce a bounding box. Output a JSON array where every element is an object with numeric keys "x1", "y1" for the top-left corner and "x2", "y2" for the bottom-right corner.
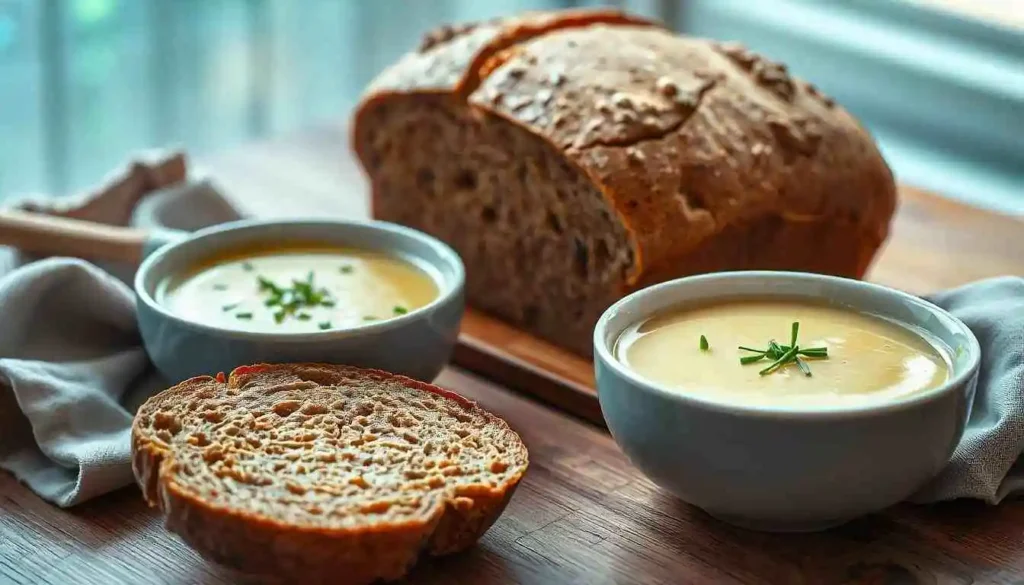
[
  {"x1": 134, "y1": 217, "x2": 465, "y2": 342},
  {"x1": 593, "y1": 270, "x2": 982, "y2": 420}
]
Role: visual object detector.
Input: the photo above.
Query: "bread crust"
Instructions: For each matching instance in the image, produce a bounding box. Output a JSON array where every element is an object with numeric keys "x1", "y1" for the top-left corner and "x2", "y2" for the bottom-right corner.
[
  {"x1": 352, "y1": 9, "x2": 896, "y2": 288},
  {"x1": 131, "y1": 364, "x2": 528, "y2": 585},
  {"x1": 362, "y1": 9, "x2": 656, "y2": 97}
]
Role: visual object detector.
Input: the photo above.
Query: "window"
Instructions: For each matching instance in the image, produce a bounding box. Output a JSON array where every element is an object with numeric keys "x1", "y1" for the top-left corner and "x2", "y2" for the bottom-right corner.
[
  {"x1": 1, "y1": 0, "x2": 1020, "y2": 212},
  {"x1": 663, "y1": 0, "x2": 1024, "y2": 213},
  {"x1": 0, "y1": 0, "x2": 568, "y2": 198}
]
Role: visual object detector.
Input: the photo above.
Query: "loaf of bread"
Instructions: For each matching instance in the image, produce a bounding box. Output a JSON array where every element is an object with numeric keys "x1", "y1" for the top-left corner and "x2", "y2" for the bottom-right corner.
[
  {"x1": 132, "y1": 363, "x2": 528, "y2": 585},
  {"x1": 352, "y1": 9, "x2": 897, "y2": 356}
]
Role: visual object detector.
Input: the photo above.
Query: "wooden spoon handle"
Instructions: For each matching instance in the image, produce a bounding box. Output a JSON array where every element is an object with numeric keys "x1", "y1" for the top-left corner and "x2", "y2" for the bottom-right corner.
[{"x1": 0, "y1": 209, "x2": 152, "y2": 265}]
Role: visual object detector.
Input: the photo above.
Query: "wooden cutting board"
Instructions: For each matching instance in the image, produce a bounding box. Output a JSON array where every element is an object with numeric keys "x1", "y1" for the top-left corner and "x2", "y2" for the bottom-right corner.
[
  {"x1": 451, "y1": 185, "x2": 1024, "y2": 425},
  {"x1": 456, "y1": 309, "x2": 601, "y2": 423}
]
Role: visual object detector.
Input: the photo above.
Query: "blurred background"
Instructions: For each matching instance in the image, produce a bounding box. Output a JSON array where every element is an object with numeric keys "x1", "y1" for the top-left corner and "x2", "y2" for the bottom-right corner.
[{"x1": 0, "y1": 0, "x2": 1021, "y2": 212}]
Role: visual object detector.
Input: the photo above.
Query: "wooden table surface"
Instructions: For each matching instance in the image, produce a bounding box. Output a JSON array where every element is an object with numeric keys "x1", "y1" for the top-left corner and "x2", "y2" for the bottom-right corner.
[{"x1": 2, "y1": 124, "x2": 1023, "y2": 585}]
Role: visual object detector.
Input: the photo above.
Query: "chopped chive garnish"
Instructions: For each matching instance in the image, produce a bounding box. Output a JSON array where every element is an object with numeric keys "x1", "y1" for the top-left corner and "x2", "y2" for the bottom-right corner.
[
  {"x1": 363, "y1": 316, "x2": 378, "y2": 321},
  {"x1": 738, "y1": 333, "x2": 829, "y2": 368},
  {"x1": 254, "y1": 272, "x2": 335, "y2": 324},
  {"x1": 318, "y1": 321, "x2": 331, "y2": 330},
  {"x1": 222, "y1": 302, "x2": 240, "y2": 312},
  {"x1": 393, "y1": 306, "x2": 408, "y2": 315},
  {"x1": 759, "y1": 345, "x2": 799, "y2": 376},
  {"x1": 292, "y1": 278, "x2": 311, "y2": 295},
  {"x1": 699, "y1": 335, "x2": 709, "y2": 351},
  {"x1": 242, "y1": 262, "x2": 254, "y2": 271},
  {"x1": 795, "y1": 356, "x2": 812, "y2": 377},
  {"x1": 736, "y1": 322, "x2": 830, "y2": 376},
  {"x1": 340, "y1": 265, "x2": 354, "y2": 274},
  {"x1": 212, "y1": 283, "x2": 228, "y2": 291},
  {"x1": 235, "y1": 312, "x2": 253, "y2": 320}
]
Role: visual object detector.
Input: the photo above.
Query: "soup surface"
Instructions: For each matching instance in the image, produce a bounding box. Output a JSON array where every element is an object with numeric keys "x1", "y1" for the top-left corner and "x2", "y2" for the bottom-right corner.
[
  {"x1": 615, "y1": 300, "x2": 952, "y2": 408},
  {"x1": 159, "y1": 246, "x2": 438, "y2": 333}
]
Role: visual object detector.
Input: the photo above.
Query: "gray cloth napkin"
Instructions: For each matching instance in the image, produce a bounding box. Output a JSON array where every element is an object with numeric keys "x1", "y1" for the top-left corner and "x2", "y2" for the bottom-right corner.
[
  {"x1": 0, "y1": 182, "x2": 242, "y2": 506},
  {"x1": 913, "y1": 277, "x2": 1024, "y2": 504},
  {"x1": 1, "y1": 181, "x2": 1022, "y2": 507}
]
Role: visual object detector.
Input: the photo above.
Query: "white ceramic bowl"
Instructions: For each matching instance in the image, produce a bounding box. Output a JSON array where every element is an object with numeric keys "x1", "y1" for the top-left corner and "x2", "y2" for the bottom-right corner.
[
  {"x1": 593, "y1": 271, "x2": 980, "y2": 532},
  {"x1": 135, "y1": 218, "x2": 465, "y2": 384}
]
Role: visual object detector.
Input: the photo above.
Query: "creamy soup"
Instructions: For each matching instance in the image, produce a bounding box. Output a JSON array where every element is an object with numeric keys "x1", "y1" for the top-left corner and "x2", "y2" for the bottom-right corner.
[
  {"x1": 615, "y1": 300, "x2": 952, "y2": 408},
  {"x1": 158, "y1": 246, "x2": 438, "y2": 333}
]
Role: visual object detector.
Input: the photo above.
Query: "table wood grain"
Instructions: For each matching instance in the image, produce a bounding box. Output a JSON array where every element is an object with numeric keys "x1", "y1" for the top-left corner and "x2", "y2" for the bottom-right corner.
[
  {"x1": 4, "y1": 367, "x2": 1024, "y2": 585},
  {"x1": 2, "y1": 124, "x2": 1023, "y2": 585}
]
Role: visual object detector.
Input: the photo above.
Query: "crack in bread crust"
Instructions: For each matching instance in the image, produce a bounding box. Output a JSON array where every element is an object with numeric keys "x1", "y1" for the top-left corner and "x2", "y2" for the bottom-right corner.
[
  {"x1": 453, "y1": 10, "x2": 659, "y2": 98},
  {"x1": 132, "y1": 363, "x2": 528, "y2": 585}
]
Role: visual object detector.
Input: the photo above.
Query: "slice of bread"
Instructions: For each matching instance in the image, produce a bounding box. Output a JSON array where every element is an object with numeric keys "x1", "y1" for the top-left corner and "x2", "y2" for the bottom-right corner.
[{"x1": 132, "y1": 363, "x2": 528, "y2": 584}]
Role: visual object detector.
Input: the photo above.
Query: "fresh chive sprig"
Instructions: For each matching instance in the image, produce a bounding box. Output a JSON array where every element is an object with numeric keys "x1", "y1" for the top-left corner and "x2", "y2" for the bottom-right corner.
[
  {"x1": 736, "y1": 321, "x2": 829, "y2": 376},
  {"x1": 257, "y1": 272, "x2": 335, "y2": 324}
]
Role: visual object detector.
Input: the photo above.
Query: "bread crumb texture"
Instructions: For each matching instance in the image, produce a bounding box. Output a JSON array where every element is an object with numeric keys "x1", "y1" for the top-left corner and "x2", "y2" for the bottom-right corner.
[{"x1": 132, "y1": 363, "x2": 528, "y2": 584}]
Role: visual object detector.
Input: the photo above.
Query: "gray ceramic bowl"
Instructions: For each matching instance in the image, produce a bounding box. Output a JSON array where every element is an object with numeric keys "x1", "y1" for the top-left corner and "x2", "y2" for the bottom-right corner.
[
  {"x1": 594, "y1": 271, "x2": 980, "y2": 532},
  {"x1": 134, "y1": 219, "x2": 464, "y2": 384}
]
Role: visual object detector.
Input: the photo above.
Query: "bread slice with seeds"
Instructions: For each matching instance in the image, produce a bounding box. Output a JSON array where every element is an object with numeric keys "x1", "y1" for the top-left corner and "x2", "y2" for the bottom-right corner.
[{"x1": 131, "y1": 363, "x2": 528, "y2": 585}]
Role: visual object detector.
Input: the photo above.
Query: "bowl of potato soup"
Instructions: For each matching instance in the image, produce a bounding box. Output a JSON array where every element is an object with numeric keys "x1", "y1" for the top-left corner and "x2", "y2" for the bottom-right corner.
[
  {"x1": 135, "y1": 218, "x2": 464, "y2": 383},
  {"x1": 593, "y1": 271, "x2": 980, "y2": 532}
]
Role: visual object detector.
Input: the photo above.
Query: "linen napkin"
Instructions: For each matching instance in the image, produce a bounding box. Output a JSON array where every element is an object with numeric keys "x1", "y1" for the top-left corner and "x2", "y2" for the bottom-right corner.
[
  {"x1": 1, "y1": 162, "x2": 1022, "y2": 507},
  {"x1": 0, "y1": 155, "x2": 243, "y2": 506},
  {"x1": 911, "y1": 276, "x2": 1024, "y2": 503}
]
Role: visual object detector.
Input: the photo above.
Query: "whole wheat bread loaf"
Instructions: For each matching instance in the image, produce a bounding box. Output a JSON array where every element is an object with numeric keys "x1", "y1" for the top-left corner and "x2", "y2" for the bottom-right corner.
[
  {"x1": 132, "y1": 363, "x2": 528, "y2": 585},
  {"x1": 352, "y1": 9, "x2": 897, "y2": 356}
]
